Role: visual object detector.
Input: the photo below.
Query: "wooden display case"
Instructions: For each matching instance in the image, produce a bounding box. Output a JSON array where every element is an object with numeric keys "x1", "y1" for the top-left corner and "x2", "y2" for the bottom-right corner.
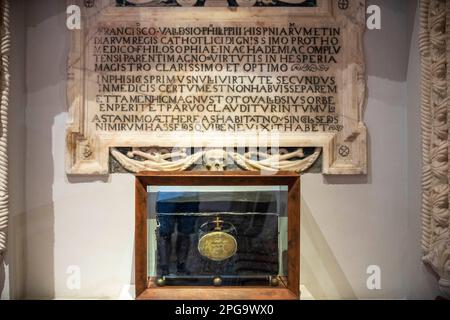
[{"x1": 135, "y1": 171, "x2": 301, "y2": 300}]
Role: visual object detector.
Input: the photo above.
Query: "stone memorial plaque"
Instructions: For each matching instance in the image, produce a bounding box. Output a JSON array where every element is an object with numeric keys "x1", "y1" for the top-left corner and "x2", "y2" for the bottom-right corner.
[{"x1": 67, "y1": 0, "x2": 367, "y2": 175}]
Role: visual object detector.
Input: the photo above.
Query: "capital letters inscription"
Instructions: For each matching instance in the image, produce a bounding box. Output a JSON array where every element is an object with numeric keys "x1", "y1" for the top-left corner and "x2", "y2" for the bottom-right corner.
[{"x1": 67, "y1": 0, "x2": 367, "y2": 174}]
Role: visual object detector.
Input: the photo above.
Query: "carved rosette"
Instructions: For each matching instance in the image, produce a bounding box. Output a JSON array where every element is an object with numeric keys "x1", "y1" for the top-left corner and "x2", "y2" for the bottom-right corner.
[{"x1": 420, "y1": 0, "x2": 450, "y2": 297}]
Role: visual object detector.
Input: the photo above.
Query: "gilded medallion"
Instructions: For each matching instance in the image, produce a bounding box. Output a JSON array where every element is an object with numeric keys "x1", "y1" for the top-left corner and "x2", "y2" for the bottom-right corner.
[
  {"x1": 198, "y1": 216, "x2": 237, "y2": 261},
  {"x1": 198, "y1": 231, "x2": 237, "y2": 261}
]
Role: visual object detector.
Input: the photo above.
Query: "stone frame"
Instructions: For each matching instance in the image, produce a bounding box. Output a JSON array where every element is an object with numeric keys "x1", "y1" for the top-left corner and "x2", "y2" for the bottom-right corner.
[
  {"x1": 66, "y1": 0, "x2": 367, "y2": 175},
  {"x1": 0, "y1": 0, "x2": 10, "y2": 254}
]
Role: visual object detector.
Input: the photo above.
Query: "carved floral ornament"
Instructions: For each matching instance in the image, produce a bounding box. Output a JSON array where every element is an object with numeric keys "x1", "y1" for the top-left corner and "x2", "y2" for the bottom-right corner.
[{"x1": 420, "y1": 0, "x2": 450, "y2": 297}]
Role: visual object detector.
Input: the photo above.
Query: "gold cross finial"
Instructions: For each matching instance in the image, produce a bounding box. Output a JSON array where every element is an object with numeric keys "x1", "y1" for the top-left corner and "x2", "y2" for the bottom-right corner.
[{"x1": 214, "y1": 216, "x2": 223, "y2": 231}]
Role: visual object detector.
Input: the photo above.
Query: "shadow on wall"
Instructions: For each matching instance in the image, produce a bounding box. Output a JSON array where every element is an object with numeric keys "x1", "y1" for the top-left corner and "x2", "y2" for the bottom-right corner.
[
  {"x1": 300, "y1": 197, "x2": 356, "y2": 299},
  {"x1": 0, "y1": 255, "x2": 5, "y2": 297},
  {"x1": 23, "y1": 0, "x2": 71, "y2": 299},
  {"x1": 324, "y1": 0, "x2": 411, "y2": 186},
  {"x1": 365, "y1": 0, "x2": 411, "y2": 81}
]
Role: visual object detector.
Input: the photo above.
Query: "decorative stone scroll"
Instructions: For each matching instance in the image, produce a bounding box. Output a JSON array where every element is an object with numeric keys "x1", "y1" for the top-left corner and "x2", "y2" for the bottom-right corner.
[
  {"x1": 67, "y1": 0, "x2": 367, "y2": 175},
  {"x1": 420, "y1": 0, "x2": 450, "y2": 297}
]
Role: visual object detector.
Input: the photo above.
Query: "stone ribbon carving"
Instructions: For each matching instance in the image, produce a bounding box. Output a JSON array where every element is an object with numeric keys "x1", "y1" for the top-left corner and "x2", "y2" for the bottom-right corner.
[
  {"x1": 111, "y1": 147, "x2": 321, "y2": 173},
  {"x1": 0, "y1": 0, "x2": 10, "y2": 254},
  {"x1": 420, "y1": 0, "x2": 450, "y2": 297}
]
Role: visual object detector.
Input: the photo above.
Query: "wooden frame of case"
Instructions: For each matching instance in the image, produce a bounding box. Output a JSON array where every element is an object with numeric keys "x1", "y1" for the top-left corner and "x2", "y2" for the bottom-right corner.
[{"x1": 135, "y1": 171, "x2": 301, "y2": 300}]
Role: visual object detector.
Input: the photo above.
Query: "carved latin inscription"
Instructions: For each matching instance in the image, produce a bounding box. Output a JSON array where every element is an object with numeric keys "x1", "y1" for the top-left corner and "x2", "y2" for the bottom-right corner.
[{"x1": 67, "y1": 0, "x2": 367, "y2": 174}]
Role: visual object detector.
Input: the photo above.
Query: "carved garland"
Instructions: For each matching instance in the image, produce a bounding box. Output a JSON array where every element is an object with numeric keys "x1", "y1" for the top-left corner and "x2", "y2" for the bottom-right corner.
[
  {"x1": 0, "y1": 0, "x2": 9, "y2": 255},
  {"x1": 420, "y1": 0, "x2": 450, "y2": 297},
  {"x1": 111, "y1": 147, "x2": 321, "y2": 173}
]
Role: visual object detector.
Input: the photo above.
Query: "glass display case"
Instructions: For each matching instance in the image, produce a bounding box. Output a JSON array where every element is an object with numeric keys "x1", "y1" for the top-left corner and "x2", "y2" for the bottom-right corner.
[{"x1": 147, "y1": 186, "x2": 288, "y2": 287}]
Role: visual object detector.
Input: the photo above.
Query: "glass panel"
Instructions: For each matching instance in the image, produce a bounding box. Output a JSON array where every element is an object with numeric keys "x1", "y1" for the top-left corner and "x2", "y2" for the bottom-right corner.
[{"x1": 147, "y1": 185, "x2": 288, "y2": 286}]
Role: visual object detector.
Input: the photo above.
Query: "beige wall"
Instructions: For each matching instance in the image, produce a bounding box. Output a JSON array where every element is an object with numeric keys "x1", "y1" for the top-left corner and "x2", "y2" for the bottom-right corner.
[{"x1": 2, "y1": 0, "x2": 442, "y2": 299}]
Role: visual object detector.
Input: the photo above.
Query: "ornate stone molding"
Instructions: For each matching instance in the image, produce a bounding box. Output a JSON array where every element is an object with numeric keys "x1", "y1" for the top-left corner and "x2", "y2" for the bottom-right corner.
[
  {"x1": 66, "y1": 0, "x2": 368, "y2": 175},
  {"x1": 420, "y1": 0, "x2": 450, "y2": 297},
  {"x1": 111, "y1": 147, "x2": 321, "y2": 172},
  {"x1": 0, "y1": 0, "x2": 10, "y2": 254}
]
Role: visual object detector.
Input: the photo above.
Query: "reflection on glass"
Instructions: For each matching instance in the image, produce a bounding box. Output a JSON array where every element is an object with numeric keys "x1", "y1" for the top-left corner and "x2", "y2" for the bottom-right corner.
[{"x1": 147, "y1": 186, "x2": 288, "y2": 286}]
